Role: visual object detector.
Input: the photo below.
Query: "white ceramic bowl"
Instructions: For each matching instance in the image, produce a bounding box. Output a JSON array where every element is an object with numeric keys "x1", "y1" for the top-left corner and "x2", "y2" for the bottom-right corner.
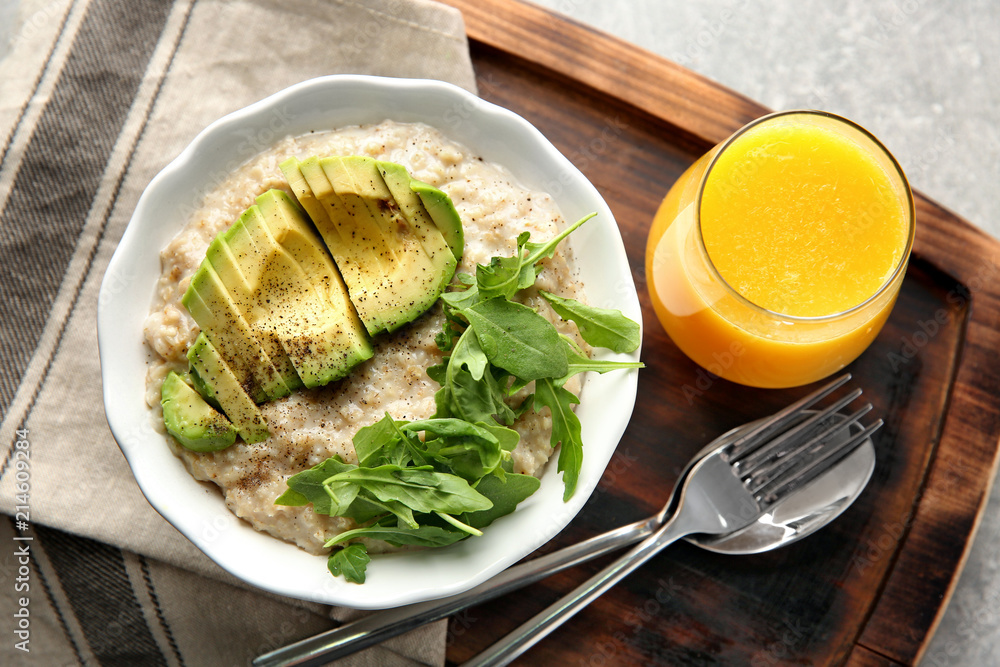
[{"x1": 98, "y1": 75, "x2": 641, "y2": 609}]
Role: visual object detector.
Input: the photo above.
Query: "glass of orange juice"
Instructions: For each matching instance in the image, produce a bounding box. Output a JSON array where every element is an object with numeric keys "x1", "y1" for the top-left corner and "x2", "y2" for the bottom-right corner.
[{"x1": 645, "y1": 110, "x2": 915, "y2": 388}]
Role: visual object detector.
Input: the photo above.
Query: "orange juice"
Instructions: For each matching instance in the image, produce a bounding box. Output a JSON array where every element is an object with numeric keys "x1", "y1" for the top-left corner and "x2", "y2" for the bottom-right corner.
[{"x1": 645, "y1": 111, "x2": 914, "y2": 388}]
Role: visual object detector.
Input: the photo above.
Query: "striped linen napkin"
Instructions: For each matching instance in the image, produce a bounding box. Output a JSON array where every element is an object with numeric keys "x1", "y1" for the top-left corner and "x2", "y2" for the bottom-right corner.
[{"x1": 0, "y1": 0, "x2": 476, "y2": 664}]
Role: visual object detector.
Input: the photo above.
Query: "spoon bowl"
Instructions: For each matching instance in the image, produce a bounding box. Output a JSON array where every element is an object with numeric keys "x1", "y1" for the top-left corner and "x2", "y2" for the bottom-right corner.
[{"x1": 687, "y1": 413, "x2": 875, "y2": 554}]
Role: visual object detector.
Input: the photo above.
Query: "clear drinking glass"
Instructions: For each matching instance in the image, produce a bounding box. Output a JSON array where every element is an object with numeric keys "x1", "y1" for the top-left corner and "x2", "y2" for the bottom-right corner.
[{"x1": 645, "y1": 110, "x2": 915, "y2": 388}]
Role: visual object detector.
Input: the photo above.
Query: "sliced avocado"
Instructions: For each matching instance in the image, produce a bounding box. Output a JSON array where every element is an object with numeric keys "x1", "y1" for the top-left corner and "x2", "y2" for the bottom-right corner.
[
  {"x1": 279, "y1": 157, "x2": 330, "y2": 229},
  {"x1": 320, "y1": 155, "x2": 400, "y2": 265},
  {"x1": 182, "y1": 262, "x2": 290, "y2": 403},
  {"x1": 181, "y1": 270, "x2": 270, "y2": 403},
  {"x1": 410, "y1": 179, "x2": 464, "y2": 261},
  {"x1": 296, "y1": 157, "x2": 349, "y2": 249},
  {"x1": 213, "y1": 216, "x2": 269, "y2": 323},
  {"x1": 297, "y1": 157, "x2": 386, "y2": 332},
  {"x1": 254, "y1": 190, "x2": 336, "y2": 280},
  {"x1": 377, "y1": 161, "x2": 460, "y2": 263},
  {"x1": 253, "y1": 190, "x2": 374, "y2": 387},
  {"x1": 161, "y1": 371, "x2": 237, "y2": 452},
  {"x1": 316, "y1": 156, "x2": 457, "y2": 334},
  {"x1": 186, "y1": 333, "x2": 269, "y2": 443},
  {"x1": 205, "y1": 231, "x2": 303, "y2": 394},
  {"x1": 188, "y1": 365, "x2": 221, "y2": 410}
]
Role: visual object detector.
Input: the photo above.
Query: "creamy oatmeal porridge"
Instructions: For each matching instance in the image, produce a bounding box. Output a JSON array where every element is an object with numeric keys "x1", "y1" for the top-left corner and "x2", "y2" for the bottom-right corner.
[{"x1": 143, "y1": 120, "x2": 588, "y2": 554}]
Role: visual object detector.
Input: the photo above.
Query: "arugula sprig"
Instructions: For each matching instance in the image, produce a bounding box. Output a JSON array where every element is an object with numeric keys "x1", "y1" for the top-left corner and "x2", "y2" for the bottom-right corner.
[
  {"x1": 277, "y1": 212, "x2": 642, "y2": 583},
  {"x1": 433, "y1": 212, "x2": 643, "y2": 500},
  {"x1": 276, "y1": 414, "x2": 538, "y2": 582}
]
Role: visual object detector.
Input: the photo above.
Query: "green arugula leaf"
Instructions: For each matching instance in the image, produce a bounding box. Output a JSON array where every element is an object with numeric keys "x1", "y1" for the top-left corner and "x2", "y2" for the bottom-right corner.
[
  {"x1": 436, "y1": 329, "x2": 516, "y2": 425},
  {"x1": 325, "y1": 466, "x2": 493, "y2": 515},
  {"x1": 353, "y1": 414, "x2": 404, "y2": 467},
  {"x1": 476, "y1": 421, "x2": 520, "y2": 452},
  {"x1": 404, "y1": 418, "x2": 506, "y2": 481},
  {"x1": 451, "y1": 326, "x2": 489, "y2": 381},
  {"x1": 447, "y1": 362, "x2": 508, "y2": 423},
  {"x1": 353, "y1": 414, "x2": 434, "y2": 469},
  {"x1": 273, "y1": 487, "x2": 309, "y2": 506},
  {"x1": 454, "y1": 271, "x2": 476, "y2": 287},
  {"x1": 323, "y1": 479, "x2": 363, "y2": 517},
  {"x1": 386, "y1": 418, "x2": 433, "y2": 468},
  {"x1": 462, "y1": 299, "x2": 568, "y2": 380},
  {"x1": 427, "y1": 361, "x2": 457, "y2": 419},
  {"x1": 427, "y1": 360, "x2": 448, "y2": 385},
  {"x1": 540, "y1": 290, "x2": 641, "y2": 353},
  {"x1": 476, "y1": 232, "x2": 536, "y2": 300},
  {"x1": 340, "y1": 494, "x2": 417, "y2": 527},
  {"x1": 461, "y1": 473, "x2": 541, "y2": 529},
  {"x1": 326, "y1": 523, "x2": 469, "y2": 549},
  {"x1": 327, "y1": 543, "x2": 370, "y2": 584},
  {"x1": 404, "y1": 418, "x2": 500, "y2": 440},
  {"x1": 471, "y1": 213, "x2": 596, "y2": 304},
  {"x1": 434, "y1": 329, "x2": 480, "y2": 421},
  {"x1": 534, "y1": 378, "x2": 583, "y2": 501},
  {"x1": 441, "y1": 284, "x2": 480, "y2": 311},
  {"x1": 275, "y1": 456, "x2": 357, "y2": 514}
]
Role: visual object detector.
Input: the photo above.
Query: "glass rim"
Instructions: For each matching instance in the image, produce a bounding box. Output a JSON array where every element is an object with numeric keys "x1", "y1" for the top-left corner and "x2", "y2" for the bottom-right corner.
[{"x1": 694, "y1": 109, "x2": 916, "y2": 323}]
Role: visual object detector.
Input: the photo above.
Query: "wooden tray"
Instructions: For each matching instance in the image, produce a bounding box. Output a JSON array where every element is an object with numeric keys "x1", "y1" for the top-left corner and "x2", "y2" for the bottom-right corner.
[{"x1": 440, "y1": 1, "x2": 1000, "y2": 665}]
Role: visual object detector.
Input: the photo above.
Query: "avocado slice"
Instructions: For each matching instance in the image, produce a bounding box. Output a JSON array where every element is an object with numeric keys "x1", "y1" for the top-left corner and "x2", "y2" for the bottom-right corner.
[
  {"x1": 254, "y1": 190, "x2": 340, "y2": 281},
  {"x1": 205, "y1": 231, "x2": 304, "y2": 394},
  {"x1": 279, "y1": 157, "x2": 330, "y2": 230},
  {"x1": 295, "y1": 157, "x2": 351, "y2": 251},
  {"x1": 186, "y1": 333, "x2": 269, "y2": 443},
  {"x1": 320, "y1": 156, "x2": 401, "y2": 267},
  {"x1": 294, "y1": 157, "x2": 387, "y2": 333},
  {"x1": 376, "y1": 161, "x2": 461, "y2": 263},
  {"x1": 161, "y1": 371, "x2": 237, "y2": 452},
  {"x1": 409, "y1": 178, "x2": 464, "y2": 262},
  {"x1": 182, "y1": 262, "x2": 291, "y2": 403},
  {"x1": 317, "y1": 156, "x2": 458, "y2": 335},
  {"x1": 252, "y1": 190, "x2": 374, "y2": 387},
  {"x1": 187, "y1": 365, "x2": 221, "y2": 410}
]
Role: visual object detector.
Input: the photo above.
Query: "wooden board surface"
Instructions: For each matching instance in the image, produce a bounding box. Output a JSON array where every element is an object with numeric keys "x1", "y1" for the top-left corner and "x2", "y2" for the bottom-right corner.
[{"x1": 440, "y1": 1, "x2": 1000, "y2": 665}]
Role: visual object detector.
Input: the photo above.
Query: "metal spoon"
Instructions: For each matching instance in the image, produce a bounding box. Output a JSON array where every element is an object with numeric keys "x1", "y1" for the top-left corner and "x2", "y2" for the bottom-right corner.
[
  {"x1": 687, "y1": 412, "x2": 875, "y2": 554},
  {"x1": 255, "y1": 377, "x2": 875, "y2": 667}
]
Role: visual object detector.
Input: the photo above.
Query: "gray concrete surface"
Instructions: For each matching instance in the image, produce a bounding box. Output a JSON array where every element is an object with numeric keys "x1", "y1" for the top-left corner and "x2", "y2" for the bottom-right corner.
[{"x1": 530, "y1": 1, "x2": 1000, "y2": 665}]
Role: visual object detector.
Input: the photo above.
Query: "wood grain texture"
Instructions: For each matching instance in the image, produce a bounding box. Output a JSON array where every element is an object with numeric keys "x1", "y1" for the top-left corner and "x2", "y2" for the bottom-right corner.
[
  {"x1": 441, "y1": 1, "x2": 1000, "y2": 664},
  {"x1": 846, "y1": 645, "x2": 906, "y2": 667}
]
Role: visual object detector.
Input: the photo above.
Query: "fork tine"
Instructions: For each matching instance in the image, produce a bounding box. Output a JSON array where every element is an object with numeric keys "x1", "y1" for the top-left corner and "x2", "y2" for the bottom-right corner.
[
  {"x1": 726, "y1": 373, "x2": 852, "y2": 461},
  {"x1": 744, "y1": 403, "x2": 873, "y2": 493},
  {"x1": 734, "y1": 389, "x2": 864, "y2": 476},
  {"x1": 754, "y1": 419, "x2": 883, "y2": 505}
]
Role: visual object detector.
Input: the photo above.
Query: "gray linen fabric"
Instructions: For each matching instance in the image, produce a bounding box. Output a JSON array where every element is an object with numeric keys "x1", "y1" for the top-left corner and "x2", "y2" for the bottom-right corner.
[{"x1": 0, "y1": 0, "x2": 476, "y2": 664}]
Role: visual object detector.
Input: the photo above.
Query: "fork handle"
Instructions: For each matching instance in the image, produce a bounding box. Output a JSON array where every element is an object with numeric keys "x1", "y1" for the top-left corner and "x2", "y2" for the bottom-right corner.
[
  {"x1": 253, "y1": 516, "x2": 659, "y2": 667},
  {"x1": 462, "y1": 513, "x2": 692, "y2": 667}
]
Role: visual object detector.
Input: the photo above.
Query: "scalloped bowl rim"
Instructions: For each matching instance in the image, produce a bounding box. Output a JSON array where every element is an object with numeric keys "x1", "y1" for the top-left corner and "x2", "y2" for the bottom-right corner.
[{"x1": 98, "y1": 75, "x2": 641, "y2": 609}]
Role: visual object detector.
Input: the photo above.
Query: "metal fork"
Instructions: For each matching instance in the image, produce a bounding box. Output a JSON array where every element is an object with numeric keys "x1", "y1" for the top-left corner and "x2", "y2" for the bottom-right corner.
[
  {"x1": 462, "y1": 378, "x2": 880, "y2": 667},
  {"x1": 254, "y1": 374, "x2": 877, "y2": 667}
]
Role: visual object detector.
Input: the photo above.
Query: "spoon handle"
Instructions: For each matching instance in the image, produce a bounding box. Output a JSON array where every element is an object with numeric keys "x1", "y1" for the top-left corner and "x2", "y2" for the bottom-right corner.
[
  {"x1": 462, "y1": 515, "x2": 689, "y2": 667},
  {"x1": 253, "y1": 516, "x2": 659, "y2": 667}
]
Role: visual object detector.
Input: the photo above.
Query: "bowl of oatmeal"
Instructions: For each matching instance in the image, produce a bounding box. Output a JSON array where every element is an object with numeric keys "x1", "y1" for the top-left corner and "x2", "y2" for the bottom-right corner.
[{"x1": 98, "y1": 75, "x2": 641, "y2": 608}]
